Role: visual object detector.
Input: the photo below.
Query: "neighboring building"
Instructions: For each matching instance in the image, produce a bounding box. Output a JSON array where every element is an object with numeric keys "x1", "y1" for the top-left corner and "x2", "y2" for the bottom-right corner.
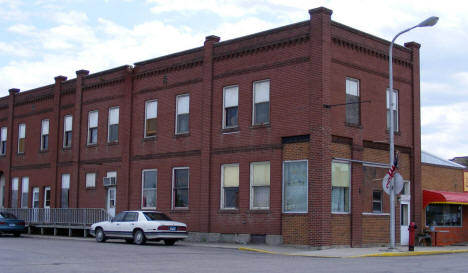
[
  {"x1": 451, "y1": 156, "x2": 468, "y2": 168},
  {"x1": 422, "y1": 151, "x2": 468, "y2": 245},
  {"x1": 0, "y1": 7, "x2": 423, "y2": 247}
]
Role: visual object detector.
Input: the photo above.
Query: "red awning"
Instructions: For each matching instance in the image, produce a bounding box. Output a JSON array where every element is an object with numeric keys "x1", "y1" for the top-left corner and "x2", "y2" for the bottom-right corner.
[{"x1": 423, "y1": 190, "x2": 468, "y2": 208}]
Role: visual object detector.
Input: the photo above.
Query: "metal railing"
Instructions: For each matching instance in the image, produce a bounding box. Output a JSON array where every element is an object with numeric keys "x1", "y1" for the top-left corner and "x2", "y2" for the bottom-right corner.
[{"x1": 0, "y1": 208, "x2": 111, "y2": 226}]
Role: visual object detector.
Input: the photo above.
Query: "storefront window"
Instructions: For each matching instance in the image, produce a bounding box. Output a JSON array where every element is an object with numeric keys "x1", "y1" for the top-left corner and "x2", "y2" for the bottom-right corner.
[{"x1": 426, "y1": 204, "x2": 462, "y2": 227}]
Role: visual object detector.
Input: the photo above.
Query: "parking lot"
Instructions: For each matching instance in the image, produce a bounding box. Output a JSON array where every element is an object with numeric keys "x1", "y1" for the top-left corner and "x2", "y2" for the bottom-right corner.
[{"x1": 2, "y1": 235, "x2": 468, "y2": 273}]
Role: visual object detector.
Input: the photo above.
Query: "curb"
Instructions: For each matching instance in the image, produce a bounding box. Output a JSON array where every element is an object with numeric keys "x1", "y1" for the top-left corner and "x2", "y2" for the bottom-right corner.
[
  {"x1": 355, "y1": 249, "x2": 468, "y2": 257},
  {"x1": 238, "y1": 247, "x2": 339, "y2": 258}
]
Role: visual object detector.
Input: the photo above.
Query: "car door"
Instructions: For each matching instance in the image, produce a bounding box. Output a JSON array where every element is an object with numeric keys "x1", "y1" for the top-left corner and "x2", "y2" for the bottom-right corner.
[
  {"x1": 121, "y1": 212, "x2": 139, "y2": 238},
  {"x1": 106, "y1": 212, "x2": 126, "y2": 237}
]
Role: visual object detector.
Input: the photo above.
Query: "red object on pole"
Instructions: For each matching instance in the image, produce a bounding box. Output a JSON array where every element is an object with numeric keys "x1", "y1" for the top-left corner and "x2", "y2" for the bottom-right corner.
[{"x1": 408, "y1": 222, "x2": 417, "y2": 251}]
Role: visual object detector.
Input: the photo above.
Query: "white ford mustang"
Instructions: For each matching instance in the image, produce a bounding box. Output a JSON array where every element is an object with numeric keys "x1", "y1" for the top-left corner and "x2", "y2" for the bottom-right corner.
[{"x1": 90, "y1": 211, "x2": 188, "y2": 245}]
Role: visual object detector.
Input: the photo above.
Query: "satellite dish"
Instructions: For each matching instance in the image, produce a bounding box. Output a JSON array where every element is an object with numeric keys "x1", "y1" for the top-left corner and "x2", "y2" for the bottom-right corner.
[{"x1": 382, "y1": 173, "x2": 404, "y2": 195}]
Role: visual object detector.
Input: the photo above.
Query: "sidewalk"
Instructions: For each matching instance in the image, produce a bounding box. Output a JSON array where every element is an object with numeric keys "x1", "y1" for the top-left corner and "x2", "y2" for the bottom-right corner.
[{"x1": 24, "y1": 234, "x2": 468, "y2": 258}]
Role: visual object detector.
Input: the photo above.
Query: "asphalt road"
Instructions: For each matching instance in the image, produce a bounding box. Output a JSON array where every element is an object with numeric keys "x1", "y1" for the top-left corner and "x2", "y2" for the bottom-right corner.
[{"x1": 1, "y1": 235, "x2": 468, "y2": 273}]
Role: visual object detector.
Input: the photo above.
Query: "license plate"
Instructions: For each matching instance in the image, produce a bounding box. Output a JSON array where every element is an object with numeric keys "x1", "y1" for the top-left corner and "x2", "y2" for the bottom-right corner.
[
  {"x1": 9, "y1": 224, "x2": 15, "y2": 227},
  {"x1": 170, "y1": 226, "x2": 176, "y2": 231}
]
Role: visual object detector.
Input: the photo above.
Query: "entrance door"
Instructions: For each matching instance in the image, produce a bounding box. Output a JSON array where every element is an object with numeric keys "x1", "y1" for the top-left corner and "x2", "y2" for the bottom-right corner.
[
  {"x1": 107, "y1": 187, "x2": 116, "y2": 217},
  {"x1": 400, "y1": 201, "x2": 410, "y2": 245},
  {"x1": 43, "y1": 187, "x2": 51, "y2": 208},
  {"x1": 0, "y1": 175, "x2": 4, "y2": 208},
  {"x1": 32, "y1": 187, "x2": 40, "y2": 222}
]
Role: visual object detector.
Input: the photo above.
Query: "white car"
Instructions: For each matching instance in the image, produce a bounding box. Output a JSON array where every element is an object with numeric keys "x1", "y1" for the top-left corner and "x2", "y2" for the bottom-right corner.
[{"x1": 90, "y1": 211, "x2": 188, "y2": 245}]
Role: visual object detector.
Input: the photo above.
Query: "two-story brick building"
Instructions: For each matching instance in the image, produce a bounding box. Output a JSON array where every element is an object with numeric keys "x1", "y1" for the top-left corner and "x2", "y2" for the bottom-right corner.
[{"x1": 0, "y1": 7, "x2": 422, "y2": 247}]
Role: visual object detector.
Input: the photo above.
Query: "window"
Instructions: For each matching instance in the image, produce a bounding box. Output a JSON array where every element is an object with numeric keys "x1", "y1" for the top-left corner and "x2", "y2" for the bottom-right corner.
[
  {"x1": 63, "y1": 115, "x2": 72, "y2": 148},
  {"x1": 11, "y1": 178, "x2": 18, "y2": 208},
  {"x1": 41, "y1": 119, "x2": 49, "y2": 151},
  {"x1": 172, "y1": 168, "x2": 189, "y2": 208},
  {"x1": 345, "y1": 78, "x2": 360, "y2": 125},
  {"x1": 142, "y1": 169, "x2": 157, "y2": 209},
  {"x1": 145, "y1": 100, "x2": 158, "y2": 137},
  {"x1": 223, "y1": 86, "x2": 238, "y2": 128},
  {"x1": 88, "y1": 111, "x2": 98, "y2": 145},
  {"x1": 372, "y1": 191, "x2": 382, "y2": 213},
  {"x1": 21, "y1": 177, "x2": 29, "y2": 208},
  {"x1": 61, "y1": 174, "x2": 70, "y2": 208},
  {"x1": 283, "y1": 160, "x2": 308, "y2": 213},
  {"x1": 250, "y1": 162, "x2": 270, "y2": 209},
  {"x1": 0, "y1": 127, "x2": 7, "y2": 155},
  {"x1": 175, "y1": 95, "x2": 190, "y2": 134},
  {"x1": 18, "y1": 123, "x2": 25, "y2": 154},
  {"x1": 44, "y1": 186, "x2": 51, "y2": 208},
  {"x1": 108, "y1": 107, "x2": 119, "y2": 143},
  {"x1": 331, "y1": 161, "x2": 350, "y2": 213},
  {"x1": 221, "y1": 164, "x2": 239, "y2": 209},
  {"x1": 253, "y1": 80, "x2": 270, "y2": 125},
  {"x1": 32, "y1": 187, "x2": 39, "y2": 208},
  {"x1": 426, "y1": 204, "x2": 462, "y2": 227},
  {"x1": 86, "y1": 173, "x2": 96, "y2": 189},
  {"x1": 386, "y1": 89, "x2": 398, "y2": 132}
]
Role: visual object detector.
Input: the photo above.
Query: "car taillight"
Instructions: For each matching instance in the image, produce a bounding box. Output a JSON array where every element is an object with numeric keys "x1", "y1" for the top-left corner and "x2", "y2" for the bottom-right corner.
[
  {"x1": 177, "y1": 226, "x2": 187, "y2": 231},
  {"x1": 158, "y1": 226, "x2": 170, "y2": 231},
  {"x1": 18, "y1": 222, "x2": 25, "y2": 225},
  {"x1": 0, "y1": 221, "x2": 6, "y2": 225}
]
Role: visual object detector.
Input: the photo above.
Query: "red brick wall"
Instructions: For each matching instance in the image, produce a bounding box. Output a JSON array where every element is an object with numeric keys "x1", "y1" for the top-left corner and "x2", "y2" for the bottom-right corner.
[
  {"x1": 362, "y1": 215, "x2": 390, "y2": 245},
  {"x1": 331, "y1": 214, "x2": 351, "y2": 245}
]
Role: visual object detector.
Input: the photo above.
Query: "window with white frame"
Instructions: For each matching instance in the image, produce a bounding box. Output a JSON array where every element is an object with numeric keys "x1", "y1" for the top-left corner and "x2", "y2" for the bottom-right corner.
[
  {"x1": 145, "y1": 100, "x2": 158, "y2": 137},
  {"x1": 386, "y1": 89, "x2": 399, "y2": 132},
  {"x1": 88, "y1": 111, "x2": 98, "y2": 145},
  {"x1": 61, "y1": 174, "x2": 70, "y2": 208},
  {"x1": 142, "y1": 169, "x2": 157, "y2": 209},
  {"x1": 175, "y1": 95, "x2": 190, "y2": 134},
  {"x1": 345, "y1": 78, "x2": 360, "y2": 125},
  {"x1": 63, "y1": 115, "x2": 72, "y2": 148},
  {"x1": 331, "y1": 161, "x2": 350, "y2": 213},
  {"x1": 18, "y1": 123, "x2": 25, "y2": 154},
  {"x1": 41, "y1": 119, "x2": 49, "y2": 151},
  {"x1": 0, "y1": 127, "x2": 7, "y2": 155},
  {"x1": 173, "y1": 168, "x2": 189, "y2": 208},
  {"x1": 250, "y1": 161, "x2": 270, "y2": 209},
  {"x1": 283, "y1": 160, "x2": 308, "y2": 213},
  {"x1": 221, "y1": 164, "x2": 239, "y2": 209},
  {"x1": 372, "y1": 191, "x2": 382, "y2": 213},
  {"x1": 21, "y1": 177, "x2": 29, "y2": 208},
  {"x1": 223, "y1": 86, "x2": 238, "y2": 128},
  {"x1": 86, "y1": 173, "x2": 96, "y2": 189},
  {"x1": 253, "y1": 80, "x2": 270, "y2": 125},
  {"x1": 11, "y1": 178, "x2": 18, "y2": 208},
  {"x1": 32, "y1": 187, "x2": 39, "y2": 208},
  {"x1": 108, "y1": 107, "x2": 119, "y2": 143}
]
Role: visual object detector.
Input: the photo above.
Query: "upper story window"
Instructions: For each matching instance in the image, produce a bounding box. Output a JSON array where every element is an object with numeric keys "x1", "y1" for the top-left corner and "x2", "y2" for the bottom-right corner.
[
  {"x1": 221, "y1": 164, "x2": 239, "y2": 209},
  {"x1": 250, "y1": 161, "x2": 270, "y2": 209},
  {"x1": 0, "y1": 127, "x2": 7, "y2": 155},
  {"x1": 223, "y1": 86, "x2": 238, "y2": 129},
  {"x1": 331, "y1": 161, "x2": 350, "y2": 213},
  {"x1": 253, "y1": 80, "x2": 270, "y2": 125},
  {"x1": 175, "y1": 94, "x2": 190, "y2": 134},
  {"x1": 345, "y1": 78, "x2": 360, "y2": 125},
  {"x1": 145, "y1": 100, "x2": 158, "y2": 138},
  {"x1": 17, "y1": 123, "x2": 26, "y2": 154},
  {"x1": 63, "y1": 115, "x2": 72, "y2": 148},
  {"x1": 283, "y1": 160, "x2": 308, "y2": 213},
  {"x1": 41, "y1": 119, "x2": 49, "y2": 151},
  {"x1": 386, "y1": 89, "x2": 399, "y2": 132},
  {"x1": 108, "y1": 107, "x2": 119, "y2": 143},
  {"x1": 88, "y1": 111, "x2": 98, "y2": 145}
]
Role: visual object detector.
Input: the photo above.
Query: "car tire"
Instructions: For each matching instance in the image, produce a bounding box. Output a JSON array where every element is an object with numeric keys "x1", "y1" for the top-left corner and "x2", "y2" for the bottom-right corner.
[
  {"x1": 125, "y1": 239, "x2": 133, "y2": 244},
  {"x1": 164, "y1": 239, "x2": 176, "y2": 246},
  {"x1": 13, "y1": 232, "x2": 21, "y2": 237},
  {"x1": 133, "y1": 230, "x2": 146, "y2": 245},
  {"x1": 95, "y1": 228, "x2": 106, "y2": 243}
]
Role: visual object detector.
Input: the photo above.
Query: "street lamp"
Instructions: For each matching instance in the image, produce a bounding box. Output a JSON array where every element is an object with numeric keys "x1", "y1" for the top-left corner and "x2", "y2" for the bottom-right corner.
[{"x1": 388, "y1": 16, "x2": 438, "y2": 249}]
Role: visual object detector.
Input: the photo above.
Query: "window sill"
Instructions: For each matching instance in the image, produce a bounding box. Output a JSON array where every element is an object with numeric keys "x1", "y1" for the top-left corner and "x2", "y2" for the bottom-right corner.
[
  {"x1": 362, "y1": 212, "x2": 389, "y2": 216},
  {"x1": 250, "y1": 123, "x2": 270, "y2": 129},
  {"x1": 62, "y1": 146, "x2": 72, "y2": 151},
  {"x1": 344, "y1": 122, "x2": 362, "y2": 129},
  {"x1": 85, "y1": 187, "x2": 96, "y2": 191},
  {"x1": 143, "y1": 136, "x2": 157, "y2": 142},
  {"x1": 87, "y1": 144, "x2": 97, "y2": 148},
  {"x1": 218, "y1": 209, "x2": 239, "y2": 214},
  {"x1": 331, "y1": 212, "x2": 350, "y2": 215},
  {"x1": 282, "y1": 211, "x2": 308, "y2": 215},
  {"x1": 221, "y1": 127, "x2": 239, "y2": 134},
  {"x1": 16, "y1": 152, "x2": 25, "y2": 156},
  {"x1": 106, "y1": 141, "x2": 119, "y2": 146},
  {"x1": 0, "y1": 154, "x2": 6, "y2": 157},
  {"x1": 39, "y1": 149, "x2": 49, "y2": 153},
  {"x1": 247, "y1": 209, "x2": 270, "y2": 214},
  {"x1": 174, "y1": 133, "x2": 190, "y2": 138}
]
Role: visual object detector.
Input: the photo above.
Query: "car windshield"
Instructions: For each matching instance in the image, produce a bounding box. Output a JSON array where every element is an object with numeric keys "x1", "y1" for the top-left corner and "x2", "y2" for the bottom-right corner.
[
  {"x1": 0, "y1": 212, "x2": 18, "y2": 219},
  {"x1": 143, "y1": 212, "x2": 172, "y2": 221}
]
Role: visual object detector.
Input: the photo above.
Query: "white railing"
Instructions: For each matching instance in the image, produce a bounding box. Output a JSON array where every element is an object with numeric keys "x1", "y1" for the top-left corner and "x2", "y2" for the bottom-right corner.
[{"x1": 0, "y1": 208, "x2": 111, "y2": 226}]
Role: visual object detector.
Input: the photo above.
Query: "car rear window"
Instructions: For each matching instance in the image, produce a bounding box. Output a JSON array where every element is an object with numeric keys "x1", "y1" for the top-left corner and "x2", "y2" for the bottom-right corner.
[
  {"x1": 0, "y1": 212, "x2": 18, "y2": 219},
  {"x1": 143, "y1": 212, "x2": 172, "y2": 221}
]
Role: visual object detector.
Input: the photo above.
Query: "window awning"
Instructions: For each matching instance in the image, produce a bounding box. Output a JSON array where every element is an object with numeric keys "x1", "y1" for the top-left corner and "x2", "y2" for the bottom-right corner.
[{"x1": 423, "y1": 190, "x2": 468, "y2": 208}]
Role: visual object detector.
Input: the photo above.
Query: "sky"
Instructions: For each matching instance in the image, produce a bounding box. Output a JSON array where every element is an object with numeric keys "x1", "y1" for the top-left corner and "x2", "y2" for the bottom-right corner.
[{"x1": 0, "y1": 0, "x2": 467, "y2": 160}]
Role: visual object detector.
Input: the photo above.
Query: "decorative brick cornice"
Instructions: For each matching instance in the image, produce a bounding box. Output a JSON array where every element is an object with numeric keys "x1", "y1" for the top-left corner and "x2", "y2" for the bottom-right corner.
[
  {"x1": 213, "y1": 34, "x2": 309, "y2": 62},
  {"x1": 12, "y1": 163, "x2": 51, "y2": 170},
  {"x1": 60, "y1": 103, "x2": 74, "y2": 110},
  {"x1": 60, "y1": 88, "x2": 75, "y2": 96},
  {"x1": 83, "y1": 77, "x2": 125, "y2": 91},
  {"x1": 332, "y1": 135, "x2": 353, "y2": 145},
  {"x1": 14, "y1": 107, "x2": 54, "y2": 119},
  {"x1": 211, "y1": 144, "x2": 282, "y2": 155},
  {"x1": 135, "y1": 58, "x2": 204, "y2": 80},
  {"x1": 214, "y1": 56, "x2": 309, "y2": 80},
  {"x1": 80, "y1": 157, "x2": 122, "y2": 165},
  {"x1": 136, "y1": 78, "x2": 203, "y2": 95},
  {"x1": 132, "y1": 150, "x2": 201, "y2": 161},
  {"x1": 0, "y1": 117, "x2": 7, "y2": 122},
  {"x1": 83, "y1": 95, "x2": 125, "y2": 106}
]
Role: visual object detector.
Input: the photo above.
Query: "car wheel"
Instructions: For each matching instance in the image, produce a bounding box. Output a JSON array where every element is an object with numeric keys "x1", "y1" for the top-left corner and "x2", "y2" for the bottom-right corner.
[
  {"x1": 13, "y1": 232, "x2": 21, "y2": 237},
  {"x1": 95, "y1": 228, "x2": 106, "y2": 243},
  {"x1": 125, "y1": 239, "x2": 133, "y2": 244},
  {"x1": 164, "y1": 239, "x2": 176, "y2": 246},
  {"x1": 133, "y1": 229, "x2": 146, "y2": 245}
]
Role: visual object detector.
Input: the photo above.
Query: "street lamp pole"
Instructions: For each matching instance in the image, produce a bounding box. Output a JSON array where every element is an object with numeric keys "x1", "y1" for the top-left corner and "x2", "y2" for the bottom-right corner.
[{"x1": 388, "y1": 16, "x2": 438, "y2": 249}]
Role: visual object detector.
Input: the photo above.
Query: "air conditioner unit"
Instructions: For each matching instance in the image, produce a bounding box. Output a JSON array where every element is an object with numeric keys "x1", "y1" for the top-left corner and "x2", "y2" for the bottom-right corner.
[{"x1": 103, "y1": 177, "x2": 116, "y2": 187}]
